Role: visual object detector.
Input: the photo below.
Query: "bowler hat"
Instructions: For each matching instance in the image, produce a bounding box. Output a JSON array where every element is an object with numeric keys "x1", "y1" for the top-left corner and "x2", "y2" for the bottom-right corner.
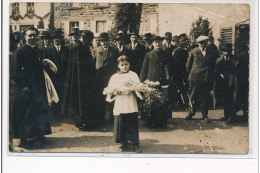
[
  {"x1": 196, "y1": 36, "x2": 209, "y2": 43},
  {"x1": 178, "y1": 33, "x2": 187, "y2": 39},
  {"x1": 80, "y1": 30, "x2": 94, "y2": 38},
  {"x1": 51, "y1": 29, "x2": 63, "y2": 38},
  {"x1": 97, "y1": 32, "x2": 109, "y2": 41},
  {"x1": 128, "y1": 31, "x2": 139, "y2": 37},
  {"x1": 42, "y1": 31, "x2": 51, "y2": 38},
  {"x1": 221, "y1": 43, "x2": 232, "y2": 51},
  {"x1": 164, "y1": 32, "x2": 172, "y2": 40},
  {"x1": 179, "y1": 37, "x2": 190, "y2": 44},
  {"x1": 115, "y1": 34, "x2": 123, "y2": 41},
  {"x1": 172, "y1": 35, "x2": 179, "y2": 41},
  {"x1": 69, "y1": 28, "x2": 79, "y2": 36},
  {"x1": 143, "y1": 33, "x2": 152, "y2": 40},
  {"x1": 151, "y1": 35, "x2": 163, "y2": 42}
]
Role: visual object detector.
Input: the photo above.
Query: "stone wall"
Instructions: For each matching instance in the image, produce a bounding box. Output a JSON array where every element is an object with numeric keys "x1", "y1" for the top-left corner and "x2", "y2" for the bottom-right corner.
[{"x1": 54, "y1": 3, "x2": 116, "y2": 37}]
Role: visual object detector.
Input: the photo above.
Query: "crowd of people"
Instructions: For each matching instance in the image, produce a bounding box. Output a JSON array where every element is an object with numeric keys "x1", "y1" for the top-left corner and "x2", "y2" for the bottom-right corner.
[{"x1": 9, "y1": 26, "x2": 249, "y2": 152}]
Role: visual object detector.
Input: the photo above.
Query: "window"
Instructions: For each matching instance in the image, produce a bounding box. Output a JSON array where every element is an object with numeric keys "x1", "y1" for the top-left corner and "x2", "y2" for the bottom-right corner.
[
  {"x1": 12, "y1": 3, "x2": 19, "y2": 16},
  {"x1": 69, "y1": 22, "x2": 79, "y2": 33},
  {"x1": 27, "y1": 3, "x2": 34, "y2": 14},
  {"x1": 96, "y1": 21, "x2": 106, "y2": 33}
]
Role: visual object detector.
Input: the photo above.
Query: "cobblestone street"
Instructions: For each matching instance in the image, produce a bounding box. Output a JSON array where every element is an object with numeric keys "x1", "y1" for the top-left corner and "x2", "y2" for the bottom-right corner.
[{"x1": 12, "y1": 109, "x2": 248, "y2": 154}]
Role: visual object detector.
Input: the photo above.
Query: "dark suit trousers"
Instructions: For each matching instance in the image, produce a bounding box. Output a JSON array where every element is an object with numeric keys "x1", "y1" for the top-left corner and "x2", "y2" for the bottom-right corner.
[{"x1": 188, "y1": 82, "x2": 210, "y2": 117}]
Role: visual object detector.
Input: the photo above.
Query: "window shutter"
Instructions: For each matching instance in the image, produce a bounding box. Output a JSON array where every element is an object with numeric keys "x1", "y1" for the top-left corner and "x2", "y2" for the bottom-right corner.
[{"x1": 220, "y1": 27, "x2": 232, "y2": 43}]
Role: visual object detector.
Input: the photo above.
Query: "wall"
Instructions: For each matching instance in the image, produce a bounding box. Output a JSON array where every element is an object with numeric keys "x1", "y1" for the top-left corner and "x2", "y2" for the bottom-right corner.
[
  {"x1": 158, "y1": 3, "x2": 250, "y2": 42},
  {"x1": 54, "y1": 3, "x2": 116, "y2": 38}
]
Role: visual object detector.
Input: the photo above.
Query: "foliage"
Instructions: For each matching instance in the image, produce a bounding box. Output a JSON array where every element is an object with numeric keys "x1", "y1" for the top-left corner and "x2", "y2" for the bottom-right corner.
[
  {"x1": 48, "y1": 3, "x2": 55, "y2": 32},
  {"x1": 114, "y1": 3, "x2": 143, "y2": 36},
  {"x1": 189, "y1": 16, "x2": 212, "y2": 40},
  {"x1": 37, "y1": 18, "x2": 44, "y2": 29},
  {"x1": 103, "y1": 80, "x2": 168, "y2": 114}
]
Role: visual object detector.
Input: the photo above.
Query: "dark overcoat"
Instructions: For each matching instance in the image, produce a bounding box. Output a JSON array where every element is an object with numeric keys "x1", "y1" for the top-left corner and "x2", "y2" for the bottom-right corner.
[
  {"x1": 62, "y1": 40, "x2": 96, "y2": 124},
  {"x1": 140, "y1": 49, "x2": 171, "y2": 85},
  {"x1": 10, "y1": 44, "x2": 52, "y2": 139},
  {"x1": 124, "y1": 43, "x2": 145, "y2": 75}
]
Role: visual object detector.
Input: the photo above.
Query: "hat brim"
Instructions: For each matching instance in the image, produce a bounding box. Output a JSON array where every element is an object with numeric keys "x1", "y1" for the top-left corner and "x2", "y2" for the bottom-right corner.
[
  {"x1": 164, "y1": 37, "x2": 172, "y2": 40},
  {"x1": 97, "y1": 37, "x2": 109, "y2": 41}
]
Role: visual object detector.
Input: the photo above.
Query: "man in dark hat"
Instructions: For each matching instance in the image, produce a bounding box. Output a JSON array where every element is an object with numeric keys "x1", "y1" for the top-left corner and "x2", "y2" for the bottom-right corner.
[
  {"x1": 169, "y1": 36, "x2": 190, "y2": 109},
  {"x1": 65, "y1": 28, "x2": 80, "y2": 50},
  {"x1": 92, "y1": 32, "x2": 119, "y2": 132},
  {"x1": 162, "y1": 32, "x2": 175, "y2": 64},
  {"x1": 207, "y1": 33, "x2": 220, "y2": 109},
  {"x1": 214, "y1": 43, "x2": 238, "y2": 124},
  {"x1": 124, "y1": 31, "x2": 145, "y2": 75},
  {"x1": 10, "y1": 26, "x2": 52, "y2": 149},
  {"x1": 43, "y1": 31, "x2": 52, "y2": 47},
  {"x1": 235, "y1": 42, "x2": 249, "y2": 122},
  {"x1": 140, "y1": 35, "x2": 171, "y2": 127},
  {"x1": 186, "y1": 36, "x2": 212, "y2": 122},
  {"x1": 43, "y1": 29, "x2": 69, "y2": 119},
  {"x1": 115, "y1": 34, "x2": 126, "y2": 55},
  {"x1": 143, "y1": 33, "x2": 153, "y2": 53},
  {"x1": 172, "y1": 35, "x2": 179, "y2": 48}
]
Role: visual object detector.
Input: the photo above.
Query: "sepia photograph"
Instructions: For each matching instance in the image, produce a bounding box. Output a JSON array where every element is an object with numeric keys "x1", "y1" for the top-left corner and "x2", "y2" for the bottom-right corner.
[{"x1": 7, "y1": 1, "x2": 251, "y2": 155}]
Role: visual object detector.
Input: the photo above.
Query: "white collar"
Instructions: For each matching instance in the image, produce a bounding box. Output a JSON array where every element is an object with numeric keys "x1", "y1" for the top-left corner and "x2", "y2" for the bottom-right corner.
[{"x1": 26, "y1": 43, "x2": 35, "y2": 48}]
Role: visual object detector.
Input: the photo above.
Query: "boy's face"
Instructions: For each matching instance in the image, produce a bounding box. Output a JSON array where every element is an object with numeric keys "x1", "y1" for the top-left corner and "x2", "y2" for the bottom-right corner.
[
  {"x1": 118, "y1": 60, "x2": 130, "y2": 73},
  {"x1": 153, "y1": 40, "x2": 162, "y2": 50}
]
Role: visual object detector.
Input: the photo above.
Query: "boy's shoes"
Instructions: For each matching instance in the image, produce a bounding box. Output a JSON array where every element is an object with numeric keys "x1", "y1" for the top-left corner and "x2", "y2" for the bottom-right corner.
[{"x1": 133, "y1": 144, "x2": 142, "y2": 153}]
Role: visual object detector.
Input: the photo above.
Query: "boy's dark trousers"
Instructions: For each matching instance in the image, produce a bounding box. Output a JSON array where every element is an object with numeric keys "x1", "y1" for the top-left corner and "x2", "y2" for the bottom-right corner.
[{"x1": 119, "y1": 113, "x2": 139, "y2": 145}]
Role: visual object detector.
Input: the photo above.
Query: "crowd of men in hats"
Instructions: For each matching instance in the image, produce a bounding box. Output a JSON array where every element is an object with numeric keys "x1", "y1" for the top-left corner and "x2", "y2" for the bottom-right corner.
[{"x1": 9, "y1": 25, "x2": 249, "y2": 149}]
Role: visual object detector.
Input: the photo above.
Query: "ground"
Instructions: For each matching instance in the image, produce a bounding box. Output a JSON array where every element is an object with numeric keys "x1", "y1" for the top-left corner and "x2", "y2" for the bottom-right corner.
[{"x1": 11, "y1": 109, "x2": 248, "y2": 154}]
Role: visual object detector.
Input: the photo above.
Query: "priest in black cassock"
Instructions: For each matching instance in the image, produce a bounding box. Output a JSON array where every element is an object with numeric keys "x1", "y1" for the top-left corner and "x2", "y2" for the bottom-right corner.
[{"x1": 10, "y1": 26, "x2": 52, "y2": 149}]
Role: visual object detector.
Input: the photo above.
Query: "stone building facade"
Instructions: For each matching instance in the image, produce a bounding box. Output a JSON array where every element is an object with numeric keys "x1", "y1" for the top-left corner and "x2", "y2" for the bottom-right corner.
[
  {"x1": 53, "y1": 3, "x2": 158, "y2": 38},
  {"x1": 9, "y1": 2, "x2": 51, "y2": 32}
]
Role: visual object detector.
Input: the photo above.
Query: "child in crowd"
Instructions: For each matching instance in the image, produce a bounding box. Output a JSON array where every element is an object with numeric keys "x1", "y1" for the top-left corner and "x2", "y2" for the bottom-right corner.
[{"x1": 104, "y1": 55, "x2": 141, "y2": 153}]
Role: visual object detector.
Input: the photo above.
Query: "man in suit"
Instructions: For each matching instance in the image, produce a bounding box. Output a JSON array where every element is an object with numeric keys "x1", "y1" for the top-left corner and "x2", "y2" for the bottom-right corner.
[
  {"x1": 235, "y1": 43, "x2": 249, "y2": 122},
  {"x1": 64, "y1": 28, "x2": 80, "y2": 51},
  {"x1": 143, "y1": 33, "x2": 153, "y2": 53},
  {"x1": 124, "y1": 31, "x2": 146, "y2": 76},
  {"x1": 214, "y1": 43, "x2": 238, "y2": 124},
  {"x1": 115, "y1": 34, "x2": 125, "y2": 55},
  {"x1": 162, "y1": 32, "x2": 175, "y2": 53},
  {"x1": 169, "y1": 36, "x2": 190, "y2": 109},
  {"x1": 37, "y1": 31, "x2": 52, "y2": 53},
  {"x1": 171, "y1": 35, "x2": 179, "y2": 48},
  {"x1": 92, "y1": 32, "x2": 119, "y2": 132},
  {"x1": 43, "y1": 29, "x2": 69, "y2": 118},
  {"x1": 185, "y1": 36, "x2": 212, "y2": 122}
]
